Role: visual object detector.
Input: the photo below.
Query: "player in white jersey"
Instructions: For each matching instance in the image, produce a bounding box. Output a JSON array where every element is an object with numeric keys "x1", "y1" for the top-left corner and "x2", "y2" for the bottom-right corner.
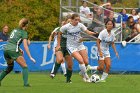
[
  {"x1": 57, "y1": 14, "x2": 96, "y2": 82},
  {"x1": 47, "y1": 27, "x2": 66, "y2": 76},
  {"x1": 88, "y1": 20, "x2": 119, "y2": 82}
]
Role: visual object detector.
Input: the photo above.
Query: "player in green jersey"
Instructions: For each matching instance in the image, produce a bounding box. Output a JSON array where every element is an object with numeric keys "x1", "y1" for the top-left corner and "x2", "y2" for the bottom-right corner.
[{"x1": 0, "y1": 18, "x2": 36, "y2": 87}]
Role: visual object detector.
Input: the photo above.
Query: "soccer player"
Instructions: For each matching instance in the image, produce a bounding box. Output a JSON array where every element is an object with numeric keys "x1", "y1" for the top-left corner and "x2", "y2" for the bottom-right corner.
[
  {"x1": 0, "y1": 18, "x2": 36, "y2": 87},
  {"x1": 50, "y1": 17, "x2": 73, "y2": 83},
  {"x1": 89, "y1": 20, "x2": 119, "y2": 82},
  {"x1": 57, "y1": 13, "x2": 96, "y2": 82},
  {"x1": 47, "y1": 27, "x2": 66, "y2": 76}
]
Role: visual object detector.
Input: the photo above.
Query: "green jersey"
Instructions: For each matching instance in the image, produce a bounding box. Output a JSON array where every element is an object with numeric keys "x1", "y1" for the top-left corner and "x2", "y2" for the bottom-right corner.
[{"x1": 4, "y1": 28, "x2": 28, "y2": 52}]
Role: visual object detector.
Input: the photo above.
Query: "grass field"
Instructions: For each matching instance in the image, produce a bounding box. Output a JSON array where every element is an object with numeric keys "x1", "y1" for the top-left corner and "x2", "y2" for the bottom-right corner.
[{"x1": 0, "y1": 72, "x2": 140, "y2": 93}]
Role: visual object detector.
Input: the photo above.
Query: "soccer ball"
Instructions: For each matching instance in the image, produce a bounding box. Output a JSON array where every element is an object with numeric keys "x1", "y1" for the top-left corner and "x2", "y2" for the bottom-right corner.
[
  {"x1": 121, "y1": 41, "x2": 126, "y2": 47},
  {"x1": 90, "y1": 74, "x2": 100, "y2": 83}
]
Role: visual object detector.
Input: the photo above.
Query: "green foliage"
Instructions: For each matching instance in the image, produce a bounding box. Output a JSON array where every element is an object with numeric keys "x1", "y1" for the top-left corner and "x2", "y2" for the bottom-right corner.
[
  {"x1": 0, "y1": 0, "x2": 139, "y2": 41},
  {"x1": 0, "y1": 0, "x2": 60, "y2": 41}
]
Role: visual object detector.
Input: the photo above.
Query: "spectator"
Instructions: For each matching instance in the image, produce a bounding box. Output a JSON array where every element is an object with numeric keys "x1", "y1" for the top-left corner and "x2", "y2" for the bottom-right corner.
[
  {"x1": 0, "y1": 25, "x2": 9, "y2": 41},
  {"x1": 130, "y1": 9, "x2": 139, "y2": 22},
  {"x1": 91, "y1": 2, "x2": 98, "y2": 14},
  {"x1": 122, "y1": 22, "x2": 131, "y2": 41},
  {"x1": 100, "y1": 2, "x2": 113, "y2": 19},
  {"x1": 105, "y1": 12, "x2": 116, "y2": 27},
  {"x1": 79, "y1": 1, "x2": 92, "y2": 18},
  {"x1": 127, "y1": 16, "x2": 135, "y2": 29},
  {"x1": 116, "y1": 8, "x2": 128, "y2": 23},
  {"x1": 135, "y1": 18, "x2": 140, "y2": 32},
  {"x1": 88, "y1": 8, "x2": 104, "y2": 33}
]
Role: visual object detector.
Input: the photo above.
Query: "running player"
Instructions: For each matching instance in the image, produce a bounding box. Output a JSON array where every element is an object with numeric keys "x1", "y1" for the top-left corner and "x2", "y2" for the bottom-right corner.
[
  {"x1": 89, "y1": 20, "x2": 119, "y2": 82},
  {"x1": 0, "y1": 18, "x2": 36, "y2": 87},
  {"x1": 50, "y1": 17, "x2": 73, "y2": 83},
  {"x1": 57, "y1": 13, "x2": 96, "y2": 82},
  {"x1": 47, "y1": 27, "x2": 66, "y2": 76}
]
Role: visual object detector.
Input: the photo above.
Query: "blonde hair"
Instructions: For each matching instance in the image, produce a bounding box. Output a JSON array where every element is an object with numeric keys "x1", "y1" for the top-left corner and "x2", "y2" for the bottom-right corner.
[{"x1": 19, "y1": 18, "x2": 29, "y2": 28}]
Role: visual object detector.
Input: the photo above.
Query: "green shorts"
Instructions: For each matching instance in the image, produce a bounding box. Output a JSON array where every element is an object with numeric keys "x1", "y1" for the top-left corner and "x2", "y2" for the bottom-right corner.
[
  {"x1": 4, "y1": 50, "x2": 22, "y2": 60},
  {"x1": 57, "y1": 46, "x2": 69, "y2": 57}
]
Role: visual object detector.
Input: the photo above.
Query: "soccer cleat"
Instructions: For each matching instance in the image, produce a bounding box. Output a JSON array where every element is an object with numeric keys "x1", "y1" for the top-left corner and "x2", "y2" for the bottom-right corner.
[
  {"x1": 83, "y1": 78, "x2": 91, "y2": 83},
  {"x1": 64, "y1": 74, "x2": 67, "y2": 77},
  {"x1": 66, "y1": 80, "x2": 72, "y2": 83},
  {"x1": 50, "y1": 73, "x2": 55, "y2": 79},
  {"x1": 24, "y1": 84, "x2": 31, "y2": 87},
  {"x1": 86, "y1": 65, "x2": 91, "y2": 72}
]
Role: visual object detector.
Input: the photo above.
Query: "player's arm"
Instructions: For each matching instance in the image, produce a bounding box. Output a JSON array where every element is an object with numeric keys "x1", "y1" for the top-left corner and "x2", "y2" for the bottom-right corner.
[
  {"x1": 112, "y1": 42, "x2": 119, "y2": 59},
  {"x1": 55, "y1": 31, "x2": 62, "y2": 51},
  {"x1": 47, "y1": 32, "x2": 54, "y2": 49},
  {"x1": 23, "y1": 39, "x2": 36, "y2": 63},
  {"x1": 96, "y1": 39, "x2": 102, "y2": 57},
  {"x1": 84, "y1": 29, "x2": 96, "y2": 35}
]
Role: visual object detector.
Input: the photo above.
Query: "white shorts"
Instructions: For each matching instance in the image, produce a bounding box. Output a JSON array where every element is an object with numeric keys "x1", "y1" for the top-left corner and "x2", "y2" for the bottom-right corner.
[
  {"x1": 67, "y1": 44, "x2": 86, "y2": 54},
  {"x1": 98, "y1": 53, "x2": 110, "y2": 60}
]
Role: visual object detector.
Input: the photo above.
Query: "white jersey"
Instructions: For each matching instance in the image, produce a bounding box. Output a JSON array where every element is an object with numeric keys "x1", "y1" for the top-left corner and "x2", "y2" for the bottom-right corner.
[
  {"x1": 60, "y1": 23, "x2": 87, "y2": 48},
  {"x1": 98, "y1": 29, "x2": 116, "y2": 54}
]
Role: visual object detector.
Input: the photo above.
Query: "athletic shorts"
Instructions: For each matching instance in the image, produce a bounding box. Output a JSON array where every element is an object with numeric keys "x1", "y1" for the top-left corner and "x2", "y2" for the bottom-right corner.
[
  {"x1": 98, "y1": 53, "x2": 110, "y2": 60},
  {"x1": 56, "y1": 46, "x2": 69, "y2": 57},
  {"x1": 67, "y1": 44, "x2": 86, "y2": 54},
  {"x1": 4, "y1": 50, "x2": 22, "y2": 60}
]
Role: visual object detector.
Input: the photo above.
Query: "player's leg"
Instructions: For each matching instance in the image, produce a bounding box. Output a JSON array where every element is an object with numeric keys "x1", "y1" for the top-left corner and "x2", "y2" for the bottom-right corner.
[
  {"x1": 65, "y1": 55, "x2": 73, "y2": 83},
  {"x1": 0, "y1": 59, "x2": 14, "y2": 86},
  {"x1": 16, "y1": 56, "x2": 30, "y2": 87},
  {"x1": 50, "y1": 50, "x2": 63, "y2": 78},
  {"x1": 100, "y1": 57, "x2": 111, "y2": 81},
  {"x1": 72, "y1": 51, "x2": 90, "y2": 82},
  {"x1": 61, "y1": 61, "x2": 66, "y2": 76},
  {"x1": 0, "y1": 50, "x2": 14, "y2": 86},
  {"x1": 78, "y1": 49, "x2": 90, "y2": 82}
]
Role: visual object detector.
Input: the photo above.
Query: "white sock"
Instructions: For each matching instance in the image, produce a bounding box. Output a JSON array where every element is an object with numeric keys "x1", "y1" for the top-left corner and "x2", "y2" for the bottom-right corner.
[
  {"x1": 61, "y1": 63, "x2": 66, "y2": 75},
  {"x1": 79, "y1": 64, "x2": 89, "y2": 79},
  {"x1": 90, "y1": 66, "x2": 98, "y2": 70},
  {"x1": 101, "y1": 72, "x2": 108, "y2": 80},
  {"x1": 51, "y1": 64, "x2": 55, "y2": 73}
]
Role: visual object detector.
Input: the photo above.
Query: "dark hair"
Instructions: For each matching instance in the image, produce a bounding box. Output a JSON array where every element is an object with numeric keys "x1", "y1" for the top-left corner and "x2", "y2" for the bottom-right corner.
[
  {"x1": 105, "y1": 20, "x2": 115, "y2": 28},
  {"x1": 71, "y1": 14, "x2": 79, "y2": 20}
]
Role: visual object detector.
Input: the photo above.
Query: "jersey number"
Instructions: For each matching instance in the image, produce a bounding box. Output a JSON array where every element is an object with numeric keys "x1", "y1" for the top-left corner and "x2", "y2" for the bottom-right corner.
[{"x1": 10, "y1": 30, "x2": 17, "y2": 38}]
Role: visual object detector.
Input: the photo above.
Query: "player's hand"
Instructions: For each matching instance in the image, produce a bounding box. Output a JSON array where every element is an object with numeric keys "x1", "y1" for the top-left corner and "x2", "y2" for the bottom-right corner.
[
  {"x1": 27, "y1": 39, "x2": 31, "y2": 45},
  {"x1": 30, "y1": 57, "x2": 36, "y2": 64},
  {"x1": 47, "y1": 44, "x2": 51, "y2": 49},
  {"x1": 116, "y1": 52, "x2": 119, "y2": 59},
  {"x1": 79, "y1": 38, "x2": 83, "y2": 43}
]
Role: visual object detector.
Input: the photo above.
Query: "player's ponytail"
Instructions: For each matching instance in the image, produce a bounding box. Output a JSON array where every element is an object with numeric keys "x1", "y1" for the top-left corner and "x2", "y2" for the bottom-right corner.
[{"x1": 19, "y1": 18, "x2": 29, "y2": 28}]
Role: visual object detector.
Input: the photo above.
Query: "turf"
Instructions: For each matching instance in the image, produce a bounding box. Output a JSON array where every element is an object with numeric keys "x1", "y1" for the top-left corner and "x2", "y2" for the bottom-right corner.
[{"x1": 0, "y1": 72, "x2": 140, "y2": 93}]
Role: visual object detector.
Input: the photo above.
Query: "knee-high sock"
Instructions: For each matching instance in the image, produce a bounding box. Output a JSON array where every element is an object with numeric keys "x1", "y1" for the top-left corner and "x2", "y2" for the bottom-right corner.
[
  {"x1": 61, "y1": 63, "x2": 66, "y2": 75},
  {"x1": 66, "y1": 69, "x2": 72, "y2": 82},
  {"x1": 51, "y1": 63, "x2": 55, "y2": 74},
  {"x1": 0, "y1": 65, "x2": 13, "y2": 81},
  {"x1": 101, "y1": 72, "x2": 108, "y2": 80},
  {"x1": 79, "y1": 64, "x2": 89, "y2": 79},
  {"x1": 53, "y1": 62, "x2": 61, "y2": 74},
  {"x1": 22, "y1": 67, "x2": 29, "y2": 85},
  {"x1": 0, "y1": 71, "x2": 7, "y2": 81}
]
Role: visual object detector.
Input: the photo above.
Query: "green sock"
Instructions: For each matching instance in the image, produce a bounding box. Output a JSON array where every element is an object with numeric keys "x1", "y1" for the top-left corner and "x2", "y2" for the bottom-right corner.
[
  {"x1": 66, "y1": 69, "x2": 72, "y2": 82},
  {"x1": 22, "y1": 67, "x2": 29, "y2": 85},
  {"x1": 0, "y1": 71, "x2": 7, "y2": 81},
  {"x1": 53, "y1": 62, "x2": 61, "y2": 74}
]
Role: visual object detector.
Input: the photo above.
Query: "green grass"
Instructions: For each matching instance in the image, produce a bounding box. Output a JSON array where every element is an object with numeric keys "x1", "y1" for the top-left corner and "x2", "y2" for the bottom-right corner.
[{"x1": 0, "y1": 72, "x2": 140, "y2": 93}]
